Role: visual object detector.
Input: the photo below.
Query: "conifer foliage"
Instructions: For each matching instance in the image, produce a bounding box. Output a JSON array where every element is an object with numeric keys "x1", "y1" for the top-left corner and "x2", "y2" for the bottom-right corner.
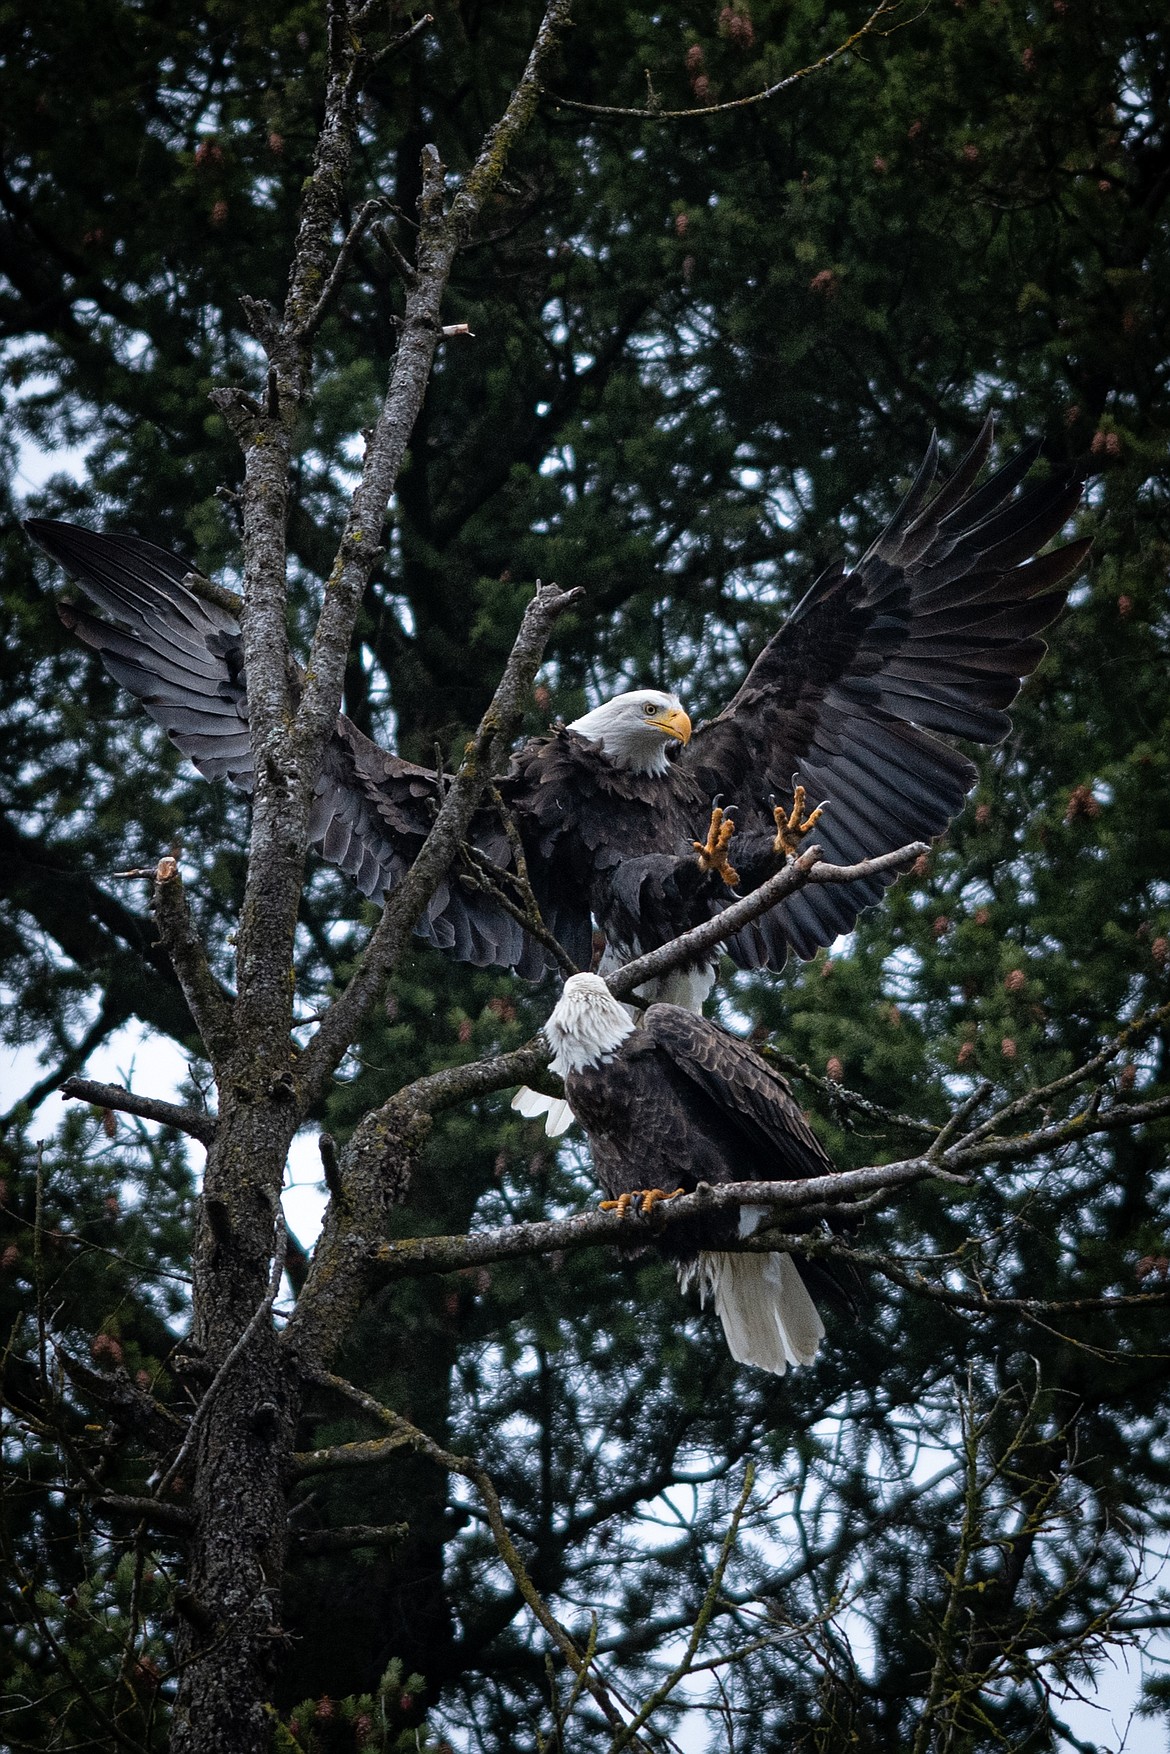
[{"x1": 2, "y1": 2, "x2": 1168, "y2": 1750}]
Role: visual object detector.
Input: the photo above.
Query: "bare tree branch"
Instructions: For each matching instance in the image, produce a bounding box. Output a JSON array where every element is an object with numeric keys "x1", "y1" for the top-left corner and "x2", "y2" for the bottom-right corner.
[
  {"x1": 151, "y1": 858, "x2": 235, "y2": 1068},
  {"x1": 59, "y1": 1077, "x2": 217, "y2": 1147},
  {"x1": 289, "y1": 1522, "x2": 409, "y2": 1553},
  {"x1": 300, "y1": 1368, "x2": 645, "y2": 1745},
  {"x1": 605, "y1": 841, "x2": 927, "y2": 1001},
  {"x1": 295, "y1": 197, "x2": 389, "y2": 342},
  {"x1": 355, "y1": 1081, "x2": 1170, "y2": 1287},
  {"x1": 545, "y1": 1, "x2": 909, "y2": 121},
  {"x1": 296, "y1": 0, "x2": 574, "y2": 768},
  {"x1": 295, "y1": 576, "x2": 582, "y2": 1110}
]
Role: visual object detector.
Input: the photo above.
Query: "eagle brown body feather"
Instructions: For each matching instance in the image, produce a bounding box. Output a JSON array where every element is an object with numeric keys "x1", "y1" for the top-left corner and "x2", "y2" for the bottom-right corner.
[
  {"x1": 565, "y1": 1005, "x2": 834, "y2": 1234},
  {"x1": 554, "y1": 992, "x2": 850, "y2": 1373}
]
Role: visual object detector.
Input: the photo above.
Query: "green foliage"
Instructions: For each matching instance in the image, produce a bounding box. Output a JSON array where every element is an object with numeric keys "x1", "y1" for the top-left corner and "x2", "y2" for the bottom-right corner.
[
  {"x1": 279, "y1": 1658, "x2": 434, "y2": 1753},
  {"x1": 0, "y1": 1113, "x2": 193, "y2": 1750},
  {"x1": 2, "y1": 0, "x2": 1169, "y2": 1748}
]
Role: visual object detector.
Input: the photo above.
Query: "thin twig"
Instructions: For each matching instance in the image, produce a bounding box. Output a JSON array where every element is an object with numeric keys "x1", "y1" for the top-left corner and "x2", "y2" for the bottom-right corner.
[
  {"x1": 544, "y1": 1, "x2": 907, "y2": 121},
  {"x1": 459, "y1": 844, "x2": 581, "y2": 977},
  {"x1": 961, "y1": 998, "x2": 1170, "y2": 1149},
  {"x1": 297, "y1": 198, "x2": 388, "y2": 342},
  {"x1": 609, "y1": 1464, "x2": 755, "y2": 1751},
  {"x1": 931, "y1": 1079, "x2": 993, "y2": 1156},
  {"x1": 1, "y1": 1001, "x2": 124, "y2": 1132},
  {"x1": 760, "y1": 1046, "x2": 939, "y2": 1138},
  {"x1": 301, "y1": 1368, "x2": 645, "y2": 1743},
  {"x1": 34, "y1": 1143, "x2": 48, "y2": 1401}
]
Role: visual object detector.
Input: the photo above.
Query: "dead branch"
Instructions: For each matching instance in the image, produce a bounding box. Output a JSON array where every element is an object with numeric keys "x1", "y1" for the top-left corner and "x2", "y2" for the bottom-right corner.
[
  {"x1": 59, "y1": 1077, "x2": 217, "y2": 1147},
  {"x1": 289, "y1": 1522, "x2": 408, "y2": 1553},
  {"x1": 150, "y1": 858, "x2": 235, "y2": 1069},
  {"x1": 295, "y1": 573, "x2": 583, "y2": 1110},
  {"x1": 605, "y1": 840, "x2": 927, "y2": 1001},
  {"x1": 458, "y1": 844, "x2": 582, "y2": 978},
  {"x1": 50, "y1": 1483, "x2": 196, "y2": 1532},
  {"x1": 295, "y1": 197, "x2": 389, "y2": 342},
  {"x1": 545, "y1": 1, "x2": 907, "y2": 122}
]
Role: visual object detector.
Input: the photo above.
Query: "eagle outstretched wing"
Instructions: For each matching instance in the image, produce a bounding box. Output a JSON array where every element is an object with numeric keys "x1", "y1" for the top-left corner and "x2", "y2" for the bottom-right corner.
[
  {"x1": 27, "y1": 419, "x2": 1087, "y2": 984},
  {"x1": 24, "y1": 519, "x2": 547, "y2": 976},
  {"x1": 676, "y1": 416, "x2": 1090, "y2": 962}
]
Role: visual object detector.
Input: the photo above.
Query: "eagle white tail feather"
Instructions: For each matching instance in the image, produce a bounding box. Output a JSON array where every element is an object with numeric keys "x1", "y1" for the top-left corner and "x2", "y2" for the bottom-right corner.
[
  {"x1": 510, "y1": 1087, "x2": 575, "y2": 1137},
  {"x1": 680, "y1": 1251, "x2": 824, "y2": 1375}
]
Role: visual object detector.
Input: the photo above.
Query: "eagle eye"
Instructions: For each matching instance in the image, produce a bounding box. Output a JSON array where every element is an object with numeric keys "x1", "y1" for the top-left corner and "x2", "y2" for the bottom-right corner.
[{"x1": 643, "y1": 703, "x2": 658, "y2": 716}]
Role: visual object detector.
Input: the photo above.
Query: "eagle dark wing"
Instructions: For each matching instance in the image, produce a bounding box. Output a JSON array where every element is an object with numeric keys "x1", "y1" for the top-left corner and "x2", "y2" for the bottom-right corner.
[
  {"x1": 26, "y1": 519, "x2": 548, "y2": 976},
  {"x1": 677, "y1": 419, "x2": 1090, "y2": 962},
  {"x1": 640, "y1": 1004, "x2": 835, "y2": 1185}
]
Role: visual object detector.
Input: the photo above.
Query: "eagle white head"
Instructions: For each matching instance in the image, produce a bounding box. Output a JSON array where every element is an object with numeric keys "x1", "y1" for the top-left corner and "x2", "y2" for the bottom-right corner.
[
  {"x1": 567, "y1": 689, "x2": 691, "y2": 777},
  {"x1": 544, "y1": 973, "x2": 636, "y2": 1076}
]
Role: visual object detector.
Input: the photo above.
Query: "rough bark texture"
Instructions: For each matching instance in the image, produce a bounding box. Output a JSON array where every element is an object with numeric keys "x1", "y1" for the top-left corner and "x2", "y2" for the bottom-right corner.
[{"x1": 166, "y1": 7, "x2": 575, "y2": 1750}]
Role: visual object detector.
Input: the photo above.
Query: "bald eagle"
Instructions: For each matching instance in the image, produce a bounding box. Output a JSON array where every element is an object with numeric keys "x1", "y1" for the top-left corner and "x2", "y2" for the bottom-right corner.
[
  {"x1": 544, "y1": 973, "x2": 846, "y2": 1374},
  {"x1": 26, "y1": 418, "x2": 1086, "y2": 1017}
]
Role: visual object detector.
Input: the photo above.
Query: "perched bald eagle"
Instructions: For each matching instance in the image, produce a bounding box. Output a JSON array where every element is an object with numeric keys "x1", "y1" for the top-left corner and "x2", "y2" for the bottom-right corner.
[
  {"x1": 544, "y1": 973, "x2": 846, "y2": 1374},
  {"x1": 26, "y1": 418, "x2": 1086, "y2": 1014}
]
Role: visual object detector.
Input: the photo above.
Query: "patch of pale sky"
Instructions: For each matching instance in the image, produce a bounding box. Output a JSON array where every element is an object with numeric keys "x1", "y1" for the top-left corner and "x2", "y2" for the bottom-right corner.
[{"x1": 0, "y1": 1024, "x2": 328, "y2": 1249}]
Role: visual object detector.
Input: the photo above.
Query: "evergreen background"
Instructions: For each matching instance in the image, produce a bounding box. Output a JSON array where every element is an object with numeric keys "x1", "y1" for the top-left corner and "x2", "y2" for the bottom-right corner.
[{"x1": 1, "y1": 0, "x2": 1168, "y2": 1748}]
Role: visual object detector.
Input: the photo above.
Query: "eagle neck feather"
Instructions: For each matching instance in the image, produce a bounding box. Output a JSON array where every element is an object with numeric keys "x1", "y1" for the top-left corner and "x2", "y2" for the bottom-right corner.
[{"x1": 545, "y1": 976, "x2": 636, "y2": 1076}]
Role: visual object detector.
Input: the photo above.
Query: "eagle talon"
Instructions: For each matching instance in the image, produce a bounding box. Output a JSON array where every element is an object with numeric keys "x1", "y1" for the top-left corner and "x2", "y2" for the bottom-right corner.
[
  {"x1": 693, "y1": 804, "x2": 740, "y2": 887},
  {"x1": 773, "y1": 781, "x2": 826, "y2": 859},
  {"x1": 600, "y1": 1188, "x2": 687, "y2": 1216},
  {"x1": 639, "y1": 1186, "x2": 687, "y2": 1214}
]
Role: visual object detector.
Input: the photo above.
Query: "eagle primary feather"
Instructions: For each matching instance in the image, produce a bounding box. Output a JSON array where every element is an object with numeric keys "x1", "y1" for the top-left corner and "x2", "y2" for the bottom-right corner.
[{"x1": 27, "y1": 416, "x2": 1088, "y2": 990}]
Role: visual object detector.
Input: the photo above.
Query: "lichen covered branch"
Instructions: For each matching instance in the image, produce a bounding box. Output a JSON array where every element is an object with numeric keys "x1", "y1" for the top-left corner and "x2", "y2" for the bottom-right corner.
[
  {"x1": 150, "y1": 858, "x2": 235, "y2": 1068},
  {"x1": 59, "y1": 1076, "x2": 216, "y2": 1147}
]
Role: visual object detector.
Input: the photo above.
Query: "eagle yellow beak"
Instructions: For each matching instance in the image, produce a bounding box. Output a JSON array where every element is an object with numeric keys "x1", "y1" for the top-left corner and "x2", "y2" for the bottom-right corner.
[{"x1": 656, "y1": 706, "x2": 692, "y2": 745}]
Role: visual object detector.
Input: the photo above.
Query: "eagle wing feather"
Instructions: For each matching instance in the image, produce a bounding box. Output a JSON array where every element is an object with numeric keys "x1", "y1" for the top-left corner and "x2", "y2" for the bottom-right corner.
[
  {"x1": 678, "y1": 417, "x2": 1089, "y2": 964},
  {"x1": 641, "y1": 1005, "x2": 834, "y2": 1185},
  {"x1": 26, "y1": 519, "x2": 548, "y2": 976}
]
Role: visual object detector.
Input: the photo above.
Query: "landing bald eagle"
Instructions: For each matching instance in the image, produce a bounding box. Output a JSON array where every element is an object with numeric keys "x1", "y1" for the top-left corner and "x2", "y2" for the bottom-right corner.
[
  {"x1": 544, "y1": 973, "x2": 846, "y2": 1374},
  {"x1": 26, "y1": 418, "x2": 1086, "y2": 1004}
]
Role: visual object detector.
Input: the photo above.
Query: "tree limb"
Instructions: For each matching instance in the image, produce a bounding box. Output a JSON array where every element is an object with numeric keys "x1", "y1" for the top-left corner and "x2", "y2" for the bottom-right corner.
[
  {"x1": 59, "y1": 1076, "x2": 217, "y2": 1147},
  {"x1": 295, "y1": 576, "x2": 582, "y2": 1110},
  {"x1": 604, "y1": 840, "x2": 927, "y2": 1001},
  {"x1": 299, "y1": 1368, "x2": 645, "y2": 1744},
  {"x1": 151, "y1": 858, "x2": 235, "y2": 1070}
]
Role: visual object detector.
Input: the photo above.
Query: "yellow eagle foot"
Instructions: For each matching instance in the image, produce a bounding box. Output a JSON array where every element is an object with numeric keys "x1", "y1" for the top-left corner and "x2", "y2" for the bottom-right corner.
[
  {"x1": 600, "y1": 1188, "x2": 686, "y2": 1216},
  {"x1": 638, "y1": 1186, "x2": 687, "y2": 1214},
  {"x1": 693, "y1": 804, "x2": 740, "y2": 887},
  {"x1": 773, "y1": 781, "x2": 825, "y2": 859}
]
